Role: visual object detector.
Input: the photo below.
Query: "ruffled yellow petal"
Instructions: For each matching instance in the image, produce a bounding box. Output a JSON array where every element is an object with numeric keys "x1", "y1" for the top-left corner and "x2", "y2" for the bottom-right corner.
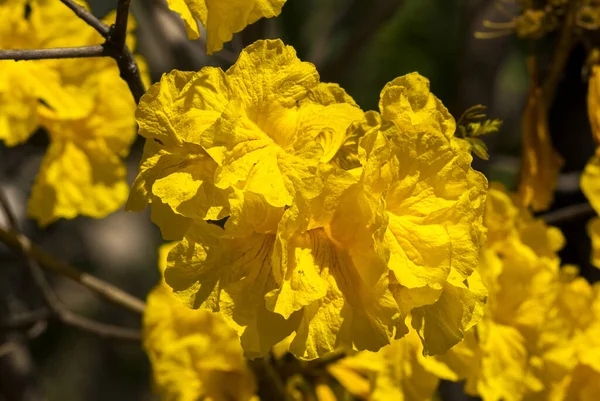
[
  {"x1": 150, "y1": 199, "x2": 191, "y2": 241},
  {"x1": 27, "y1": 140, "x2": 128, "y2": 226},
  {"x1": 411, "y1": 271, "x2": 487, "y2": 356},
  {"x1": 165, "y1": 223, "x2": 296, "y2": 358},
  {"x1": 136, "y1": 68, "x2": 229, "y2": 147},
  {"x1": 378, "y1": 73, "x2": 455, "y2": 138},
  {"x1": 165, "y1": 0, "x2": 286, "y2": 54}
]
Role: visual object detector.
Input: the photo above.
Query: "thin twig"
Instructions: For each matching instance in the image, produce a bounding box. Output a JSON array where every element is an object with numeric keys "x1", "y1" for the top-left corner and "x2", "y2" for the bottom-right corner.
[
  {"x1": 114, "y1": 0, "x2": 132, "y2": 51},
  {"x1": 0, "y1": 308, "x2": 140, "y2": 341},
  {"x1": 542, "y1": 0, "x2": 581, "y2": 107},
  {"x1": 0, "y1": 45, "x2": 106, "y2": 61},
  {"x1": 59, "y1": 0, "x2": 111, "y2": 37},
  {"x1": 57, "y1": 0, "x2": 146, "y2": 103},
  {"x1": 540, "y1": 202, "x2": 595, "y2": 225},
  {"x1": 0, "y1": 310, "x2": 50, "y2": 331},
  {"x1": 0, "y1": 227, "x2": 145, "y2": 314},
  {"x1": 58, "y1": 312, "x2": 141, "y2": 341},
  {"x1": 0, "y1": 188, "x2": 142, "y2": 341}
]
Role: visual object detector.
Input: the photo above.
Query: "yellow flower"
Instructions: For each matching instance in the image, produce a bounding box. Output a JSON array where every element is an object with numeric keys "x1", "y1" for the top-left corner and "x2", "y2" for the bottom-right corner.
[
  {"x1": 132, "y1": 41, "x2": 488, "y2": 360},
  {"x1": 143, "y1": 244, "x2": 258, "y2": 401},
  {"x1": 518, "y1": 86, "x2": 563, "y2": 212},
  {"x1": 581, "y1": 152, "x2": 600, "y2": 269},
  {"x1": 165, "y1": 0, "x2": 287, "y2": 54},
  {"x1": 0, "y1": 0, "x2": 144, "y2": 225},
  {"x1": 328, "y1": 326, "x2": 441, "y2": 401}
]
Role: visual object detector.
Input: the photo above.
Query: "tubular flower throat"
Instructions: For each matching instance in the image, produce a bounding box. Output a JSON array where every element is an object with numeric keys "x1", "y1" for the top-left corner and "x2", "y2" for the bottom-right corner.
[
  {"x1": 130, "y1": 39, "x2": 488, "y2": 360},
  {"x1": 165, "y1": 0, "x2": 287, "y2": 54},
  {"x1": 0, "y1": 0, "x2": 147, "y2": 226}
]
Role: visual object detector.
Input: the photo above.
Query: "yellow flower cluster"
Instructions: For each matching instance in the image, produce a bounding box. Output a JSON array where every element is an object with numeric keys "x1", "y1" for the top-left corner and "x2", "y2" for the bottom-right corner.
[
  {"x1": 326, "y1": 184, "x2": 600, "y2": 401},
  {"x1": 0, "y1": 0, "x2": 143, "y2": 226},
  {"x1": 165, "y1": 0, "x2": 287, "y2": 54},
  {"x1": 131, "y1": 39, "x2": 488, "y2": 360},
  {"x1": 437, "y1": 185, "x2": 600, "y2": 401}
]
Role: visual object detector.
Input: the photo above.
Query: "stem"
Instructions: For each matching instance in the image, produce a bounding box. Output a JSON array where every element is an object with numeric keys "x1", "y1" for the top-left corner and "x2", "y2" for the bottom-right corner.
[
  {"x1": 542, "y1": 0, "x2": 581, "y2": 107},
  {"x1": 59, "y1": 0, "x2": 111, "y2": 37},
  {"x1": 540, "y1": 202, "x2": 595, "y2": 225},
  {"x1": 51, "y1": 0, "x2": 146, "y2": 103},
  {"x1": 114, "y1": 0, "x2": 132, "y2": 51},
  {"x1": 0, "y1": 226, "x2": 146, "y2": 314},
  {"x1": 0, "y1": 187, "x2": 144, "y2": 341},
  {"x1": 0, "y1": 45, "x2": 106, "y2": 61}
]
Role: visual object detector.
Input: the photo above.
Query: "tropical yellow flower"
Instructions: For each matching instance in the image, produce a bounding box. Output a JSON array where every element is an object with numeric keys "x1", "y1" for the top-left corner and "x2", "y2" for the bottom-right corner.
[
  {"x1": 131, "y1": 40, "x2": 487, "y2": 360},
  {"x1": 165, "y1": 0, "x2": 287, "y2": 54},
  {"x1": 518, "y1": 86, "x2": 563, "y2": 212},
  {"x1": 143, "y1": 243, "x2": 258, "y2": 401},
  {"x1": 0, "y1": 0, "x2": 144, "y2": 225},
  {"x1": 581, "y1": 152, "x2": 600, "y2": 269}
]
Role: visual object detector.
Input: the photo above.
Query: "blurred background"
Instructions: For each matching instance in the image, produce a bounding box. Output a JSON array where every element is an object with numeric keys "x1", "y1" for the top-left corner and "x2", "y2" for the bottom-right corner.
[{"x1": 1, "y1": 0, "x2": 598, "y2": 400}]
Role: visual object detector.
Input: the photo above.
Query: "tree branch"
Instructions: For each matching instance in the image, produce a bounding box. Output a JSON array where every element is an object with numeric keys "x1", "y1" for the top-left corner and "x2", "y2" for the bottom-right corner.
[
  {"x1": 542, "y1": 0, "x2": 581, "y2": 107},
  {"x1": 540, "y1": 202, "x2": 595, "y2": 225},
  {"x1": 0, "y1": 226, "x2": 146, "y2": 314},
  {"x1": 0, "y1": 188, "x2": 143, "y2": 341},
  {"x1": 59, "y1": 0, "x2": 111, "y2": 37},
  {"x1": 55, "y1": 0, "x2": 146, "y2": 103},
  {"x1": 114, "y1": 0, "x2": 132, "y2": 51},
  {"x1": 0, "y1": 45, "x2": 106, "y2": 61},
  {"x1": 0, "y1": 310, "x2": 50, "y2": 331}
]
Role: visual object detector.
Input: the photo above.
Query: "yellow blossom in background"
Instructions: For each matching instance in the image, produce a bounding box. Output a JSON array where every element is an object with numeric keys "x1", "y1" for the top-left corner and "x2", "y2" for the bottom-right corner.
[
  {"x1": 328, "y1": 325, "x2": 441, "y2": 401},
  {"x1": 143, "y1": 243, "x2": 258, "y2": 401},
  {"x1": 0, "y1": 0, "x2": 146, "y2": 226},
  {"x1": 130, "y1": 39, "x2": 488, "y2": 360},
  {"x1": 165, "y1": 0, "x2": 287, "y2": 54},
  {"x1": 581, "y1": 152, "x2": 600, "y2": 269},
  {"x1": 425, "y1": 184, "x2": 600, "y2": 401},
  {"x1": 518, "y1": 86, "x2": 563, "y2": 212}
]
